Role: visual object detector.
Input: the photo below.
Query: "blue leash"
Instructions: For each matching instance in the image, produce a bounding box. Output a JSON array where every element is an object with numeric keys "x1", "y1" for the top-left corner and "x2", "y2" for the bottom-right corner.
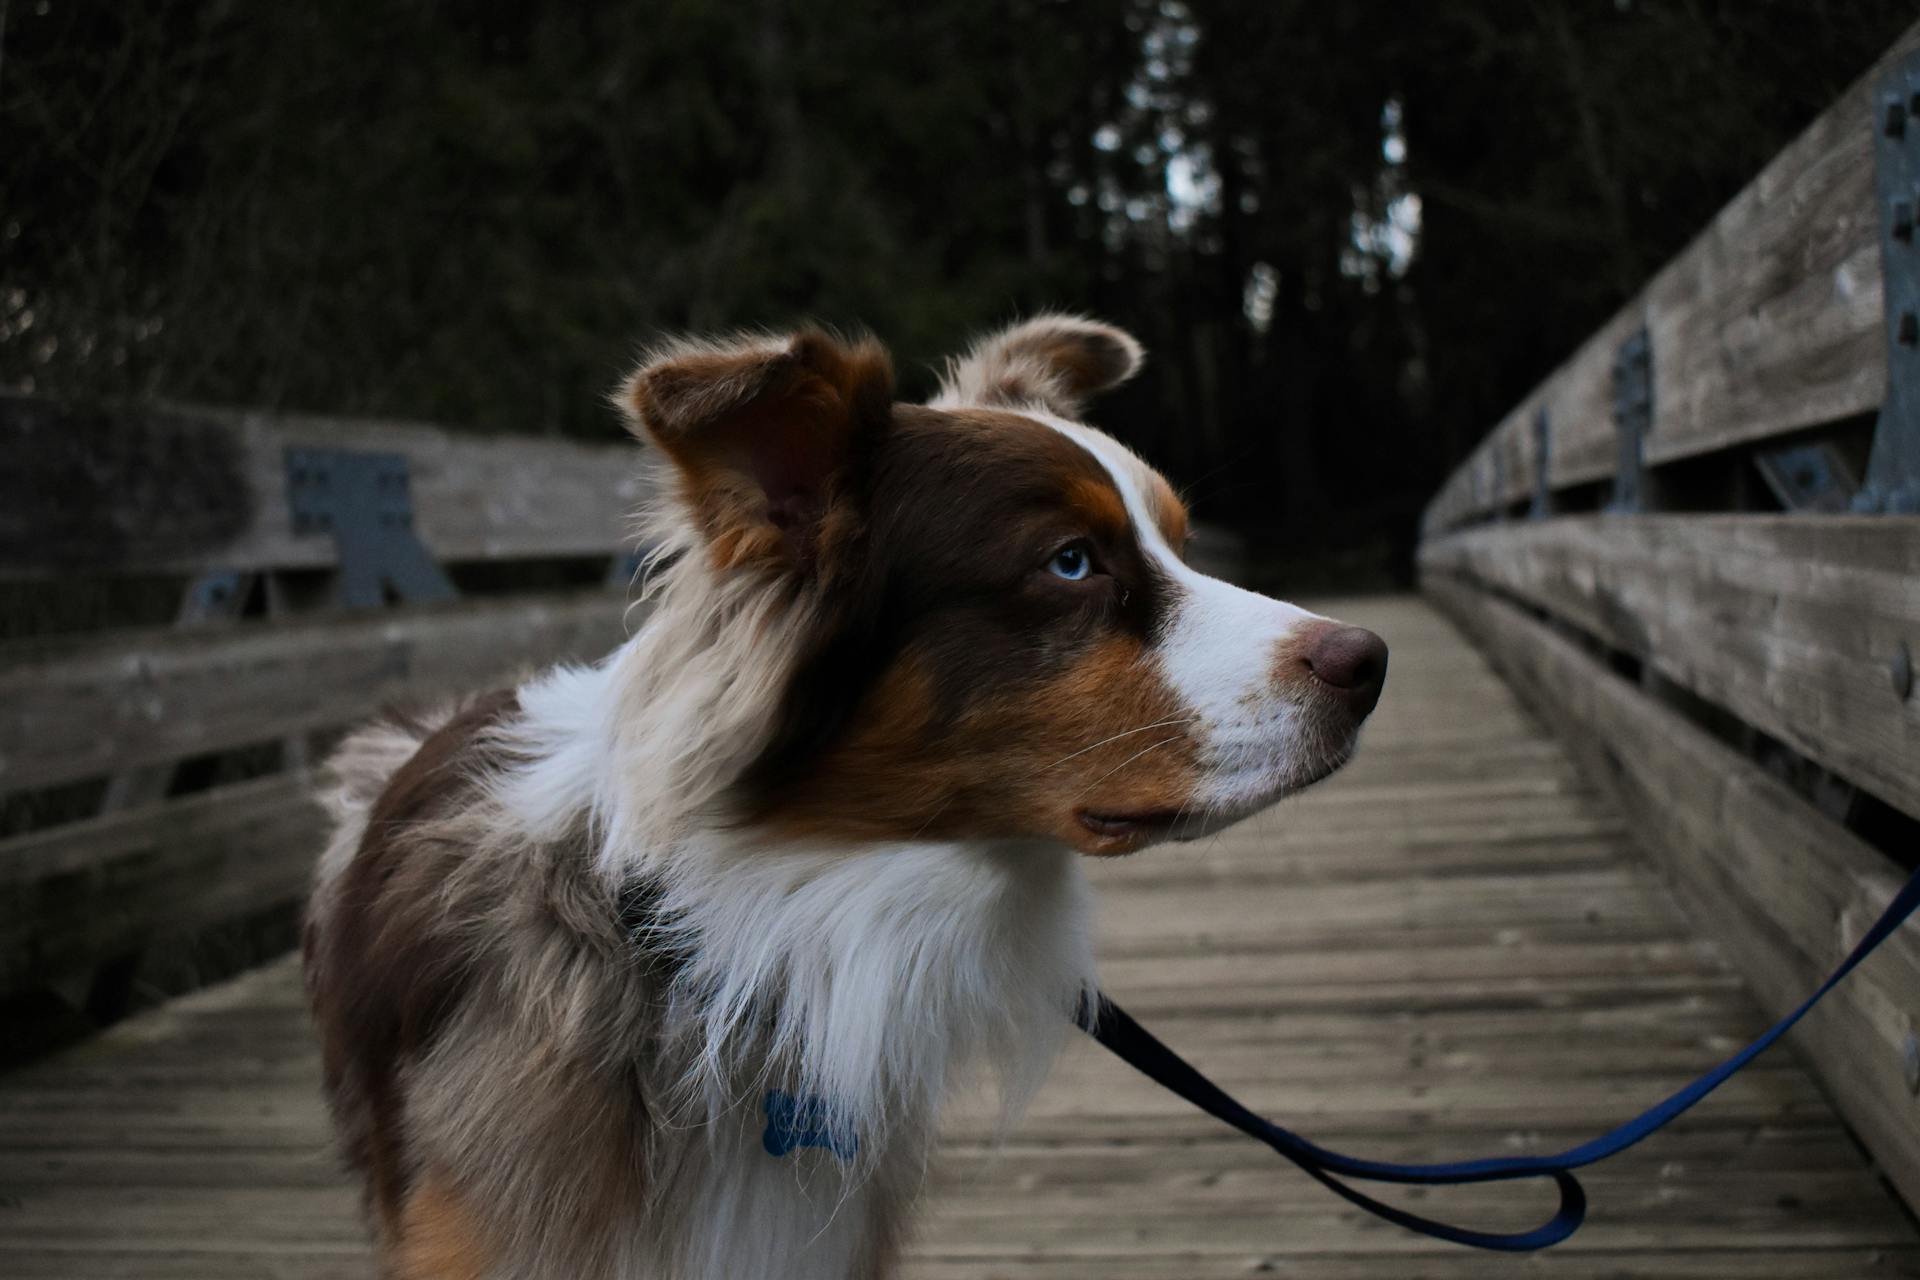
[{"x1": 1084, "y1": 863, "x2": 1920, "y2": 1251}]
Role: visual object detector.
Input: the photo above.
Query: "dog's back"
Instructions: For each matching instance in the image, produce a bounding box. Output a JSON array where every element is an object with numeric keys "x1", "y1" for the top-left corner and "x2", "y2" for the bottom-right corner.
[
  {"x1": 303, "y1": 694, "x2": 537, "y2": 1259},
  {"x1": 305, "y1": 693, "x2": 668, "y2": 1275}
]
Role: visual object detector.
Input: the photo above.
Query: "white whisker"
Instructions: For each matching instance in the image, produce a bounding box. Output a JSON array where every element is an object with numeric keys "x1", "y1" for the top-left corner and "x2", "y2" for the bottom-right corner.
[
  {"x1": 1042, "y1": 716, "x2": 1199, "y2": 771},
  {"x1": 1071, "y1": 733, "x2": 1188, "y2": 800}
]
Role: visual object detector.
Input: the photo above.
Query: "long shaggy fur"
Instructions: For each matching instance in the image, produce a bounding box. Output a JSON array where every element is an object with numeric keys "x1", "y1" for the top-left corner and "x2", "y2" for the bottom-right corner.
[
  {"x1": 306, "y1": 316, "x2": 1381, "y2": 1279},
  {"x1": 306, "y1": 496, "x2": 1096, "y2": 1278}
]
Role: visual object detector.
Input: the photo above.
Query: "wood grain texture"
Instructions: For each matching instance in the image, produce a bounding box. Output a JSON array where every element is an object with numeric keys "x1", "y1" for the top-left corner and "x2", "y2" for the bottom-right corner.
[
  {"x1": 1424, "y1": 575, "x2": 1920, "y2": 1213},
  {"x1": 0, "y1": 588, "x2": 635, "y2": 791},
  {"x1": 0, "y1": 773, "x2": 324, "y2": 995},
  {"x1": 1419, "y1": 515, "x2": 1920, "y2": 818},
  {"x1": 1, "y1": 595, "x2": 1914, "y2": 1276},
  {"x1": 1423, "y1": 20, "x2": 1920, "y2": 534},
  {"x1": 0, "y1": 394, "x2": 653, "y2": 577}
]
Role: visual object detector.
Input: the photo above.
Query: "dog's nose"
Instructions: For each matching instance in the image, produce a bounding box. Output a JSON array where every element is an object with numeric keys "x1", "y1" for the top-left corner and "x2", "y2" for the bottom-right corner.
[{"x1": 1306, "y1": 626, "x2": 1389, "y2": 717}]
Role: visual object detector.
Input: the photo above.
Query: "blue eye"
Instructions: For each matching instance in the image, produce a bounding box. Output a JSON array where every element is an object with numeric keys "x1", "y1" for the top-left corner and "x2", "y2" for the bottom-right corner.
[{"x1": 1048, "y1": 544, "x2": 1093, "y2": 580}]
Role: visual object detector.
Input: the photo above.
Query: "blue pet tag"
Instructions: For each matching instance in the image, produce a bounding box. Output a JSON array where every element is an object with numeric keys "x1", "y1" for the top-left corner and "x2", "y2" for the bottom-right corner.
[{"x1": 762, "y1": 1090, "x2": 858, "y2": 1163}]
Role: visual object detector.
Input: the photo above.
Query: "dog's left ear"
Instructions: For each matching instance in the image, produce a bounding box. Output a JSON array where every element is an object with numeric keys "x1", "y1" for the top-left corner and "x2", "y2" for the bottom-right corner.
[
  {"x1": 933, "y1": 314, "x2": 1144, "y2": 419},
  {"x1": 618, "y1": 328, "x2": 894, "y2": 574}
]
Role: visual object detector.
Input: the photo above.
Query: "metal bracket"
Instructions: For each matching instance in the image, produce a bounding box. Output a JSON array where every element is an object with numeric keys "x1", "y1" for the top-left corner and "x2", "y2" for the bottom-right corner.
[
  {"x1": 1608, "y1": 328, "x2": 1651, "y2": 513},
  {"x1": 1754, "y1": 441, "x2": 1861, "y2": 511},
  {"x1": 1857, "y1": 51, "x2": 1920, "y2": 513},
  {"x1": 1530, "y1": 407, "x2": 1553, "y2": 518},
  {"x1": 285, "y1": 447, "x2": 457, "y2": 608}
]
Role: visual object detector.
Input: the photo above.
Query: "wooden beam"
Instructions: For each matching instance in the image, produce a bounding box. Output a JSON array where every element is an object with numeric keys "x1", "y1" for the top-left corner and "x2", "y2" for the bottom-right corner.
[
  {"x1": 0, "y1": 395, "x2": 653, "y2": 578},
  {"x1": 1424, "y1": 21, "x2": 1920, "y2": 533},
  {"x1": 0, "y1": 774, "x2": 325, "y2": 996},
  {"x1": 0, "y1": 588, "x2": 634, "y2": 793},
  {"x1": 1419, "y1": 515, "x2": 1920, "y2": 819},
  {"x1": 1422, "y1": 573, "x2": 1920, "y2": 1210}
]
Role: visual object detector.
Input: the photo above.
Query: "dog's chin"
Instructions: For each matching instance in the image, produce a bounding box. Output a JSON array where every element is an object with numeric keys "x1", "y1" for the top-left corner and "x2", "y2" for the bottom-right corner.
[{"x1": 1068, "y1": 743, "x2": 1358, "y2": 857}]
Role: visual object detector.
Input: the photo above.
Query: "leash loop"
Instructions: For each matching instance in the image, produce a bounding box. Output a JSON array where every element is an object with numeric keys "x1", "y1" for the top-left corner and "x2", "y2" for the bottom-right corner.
[{"x1": 1084, "y1": 864, "x2": 1920, "y2": 1252}]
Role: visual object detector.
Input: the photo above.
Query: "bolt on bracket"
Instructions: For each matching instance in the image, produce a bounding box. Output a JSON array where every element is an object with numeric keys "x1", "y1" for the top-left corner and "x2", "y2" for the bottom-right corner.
[{"x1": 1754, "y1": 440, "x2": 1861, "y2": 512}]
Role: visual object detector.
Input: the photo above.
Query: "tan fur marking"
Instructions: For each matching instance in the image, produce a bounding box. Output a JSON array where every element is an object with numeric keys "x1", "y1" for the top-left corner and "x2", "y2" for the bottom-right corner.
[
  {"x1": 391, "y1": 1173, "x2": 496, "y2": 1280},
  {"x1": 1064, "y1": 471, "x2": 1131, "y2": 540},
  {"x1": 768, "y1": 634, "x2": 1197, "y2": 855}
]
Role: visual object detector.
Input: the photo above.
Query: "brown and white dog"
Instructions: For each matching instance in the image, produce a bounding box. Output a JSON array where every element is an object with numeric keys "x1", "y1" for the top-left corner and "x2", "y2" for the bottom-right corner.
[{"x1": 303, "y1": 315, "x2": 1387, "y2": 1279}]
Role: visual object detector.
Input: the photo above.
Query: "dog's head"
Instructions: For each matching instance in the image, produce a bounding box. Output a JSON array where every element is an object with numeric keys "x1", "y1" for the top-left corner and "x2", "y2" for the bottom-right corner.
[{"x1": 618, "y1": 316, "x2": 1386, "y2": 856}]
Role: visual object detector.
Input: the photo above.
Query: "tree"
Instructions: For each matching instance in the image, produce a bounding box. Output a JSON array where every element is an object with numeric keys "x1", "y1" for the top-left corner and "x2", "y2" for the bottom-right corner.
[{"x1": 4, "y1": 0, "x2": 1913, "y2": 581}]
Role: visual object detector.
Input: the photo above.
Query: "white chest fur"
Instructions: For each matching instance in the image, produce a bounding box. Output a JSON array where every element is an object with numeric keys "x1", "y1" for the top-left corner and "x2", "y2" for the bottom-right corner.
[{"x1": 641, "y1": 837, "x2": 1099, "y2": 1278}]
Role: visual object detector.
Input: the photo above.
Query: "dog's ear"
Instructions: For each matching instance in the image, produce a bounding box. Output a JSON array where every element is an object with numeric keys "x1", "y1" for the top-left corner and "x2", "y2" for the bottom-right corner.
[
  {"x1": 933, "y1": 314, "x2": 1144, "y2": 419},
  {"x1": 618, "y1": 329, "x2": 894, "y2": 574}
]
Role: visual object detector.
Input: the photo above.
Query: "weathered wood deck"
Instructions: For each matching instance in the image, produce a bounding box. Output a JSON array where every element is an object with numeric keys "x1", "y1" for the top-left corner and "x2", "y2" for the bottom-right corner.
[{"x1": 3, "y1": 595, "x2": 1915, "y2": 1278}]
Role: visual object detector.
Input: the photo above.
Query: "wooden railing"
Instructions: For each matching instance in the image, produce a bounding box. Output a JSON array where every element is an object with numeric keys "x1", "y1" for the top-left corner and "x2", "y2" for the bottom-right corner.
[
  {"x1": 1419, "y1": 25, "x2": 1920, "y2": 1209},
  {"x1": 0, "y1": 396, "x2": 652, "y2": 1011}
]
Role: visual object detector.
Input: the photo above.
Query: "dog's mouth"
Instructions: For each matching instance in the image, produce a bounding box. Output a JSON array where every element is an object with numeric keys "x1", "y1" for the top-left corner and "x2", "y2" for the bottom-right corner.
[
  {"x1": 1074, "y1": 748, "x2": 1361, "y2": 854},
  {"x1": 1076, "y1": 807, "x2": 1191, "y2": 846}
]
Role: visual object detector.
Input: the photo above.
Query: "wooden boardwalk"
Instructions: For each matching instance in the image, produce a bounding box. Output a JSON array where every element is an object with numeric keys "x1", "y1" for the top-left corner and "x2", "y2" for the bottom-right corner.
[{"x1": 3, "y1": 595, "x2": 1915, "y2": 1278}]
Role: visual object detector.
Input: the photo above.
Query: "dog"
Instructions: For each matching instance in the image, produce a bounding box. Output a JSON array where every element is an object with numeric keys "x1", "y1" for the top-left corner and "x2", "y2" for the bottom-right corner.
[{"x1": 302, "y1": 315, "x2": 1388, "y2": 1279}]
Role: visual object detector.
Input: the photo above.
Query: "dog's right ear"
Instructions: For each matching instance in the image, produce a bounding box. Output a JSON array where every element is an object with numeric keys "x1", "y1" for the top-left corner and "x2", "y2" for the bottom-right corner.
[{"x1": 617, "y1": 329, "x2": 894, "y2": 575}]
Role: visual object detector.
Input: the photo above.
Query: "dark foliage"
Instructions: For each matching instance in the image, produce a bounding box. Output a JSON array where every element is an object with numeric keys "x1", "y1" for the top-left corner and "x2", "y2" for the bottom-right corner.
[{"x1": 2, "y1": 0, "x2": 1912, "y2": 583}]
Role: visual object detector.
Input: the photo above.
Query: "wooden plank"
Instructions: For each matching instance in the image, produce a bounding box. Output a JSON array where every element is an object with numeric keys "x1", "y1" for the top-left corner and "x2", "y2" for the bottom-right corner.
[
  {"x1": 1642, "y1": 29, "x2": 1901, "y2": 468},
  {"x1": 1423, "y1": 21, "x2": 1920, "y2": 533},
  {"x1": 0, "y1": 1253, "x2": 370, "y2": 1280},
  {"x1": 906, "y1": 1252, "x2": 1920, "y2": 1279},
  {"x1": 0, "y1": 394, "x2": 652, "y2": 577},
  {"x1": 1419, "y1": 515, "x2": 1920, "y2": 818},
  {"x1": 8, "y1": 1162, "x2": 1905, "y2": 1257},
  {"x1": 0, "y1": 587, "x2": 632, "y2": 791},
  {"x1": 1423, "y1": 573, "x2": 1920, "y2": 1210},
  {"x1": 11, "y1": 1246, "x2": 1902, "y2": 1280},
  {"x1": 0, "y1": 774, "x2": 324, "y2": 996},
  {"x1": 1046, "y1": 1160, "x2": 1920, "y2": 1254}
]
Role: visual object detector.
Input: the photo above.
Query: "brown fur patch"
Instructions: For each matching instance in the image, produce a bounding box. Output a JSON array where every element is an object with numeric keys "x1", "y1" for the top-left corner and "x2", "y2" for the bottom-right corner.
[
  {"x1": 1064, "y1": 471, "x2": 1131, "y2": 542},
  {"x1": 392, "y1": 1173, "x2": 497, "y2": 1280},
  {"x1": 768, "y1": 632, "x2": 1196, "y2": 856},
  {"x1": 1020, "y1": 327, "x2": 1135, "y2": 401}
]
